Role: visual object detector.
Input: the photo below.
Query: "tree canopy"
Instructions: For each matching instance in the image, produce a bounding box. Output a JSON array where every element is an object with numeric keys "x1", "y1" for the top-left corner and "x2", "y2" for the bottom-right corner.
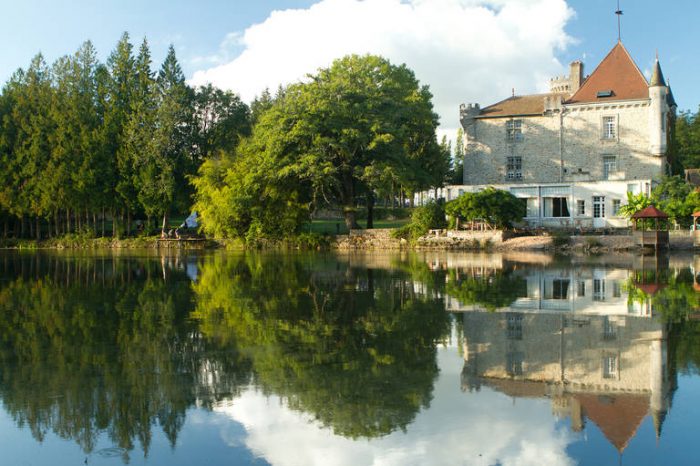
[
  {"x1": 0, "y1": 35, "x2": 250, "y2": 238},
  {"x1": 193, "y1": 54, "x2": 447, "y2": 238},
  {"x1": 445, "y1": 188, "x2": 525, "y2": 229}
]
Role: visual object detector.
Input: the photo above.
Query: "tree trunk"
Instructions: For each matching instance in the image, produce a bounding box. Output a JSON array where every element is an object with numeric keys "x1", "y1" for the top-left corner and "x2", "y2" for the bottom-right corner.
[
  {"x1": 66, "y1": 209, "x2": 71, "y2": 235},
  {"x1": 366, "y1": 192, "x2": 375, "y2": 229},
  {"x1": 341, "y1": 173, "x2": 360, "y2": 230},
  {"x1": 29, "y1": 217, "x2": 34, "y2": 239},
  {"x1": 112, "y1": 209, "x2": 117, "y2": 238},
  {"x1": 35, "y1": 217, "x2": 41, "y2": 240},
  {"x1": 161, "y1": 211, "x2": 169, "y2": 237},
  {"x1": 21, "y1": 215, "x2": 26, "y2": 238},
  {"x1": 127, "y1": 210, "x2": 132, "y2": 238},
  {"x1": 101, "y1": 207, "x2": 106, "y2": 237}
]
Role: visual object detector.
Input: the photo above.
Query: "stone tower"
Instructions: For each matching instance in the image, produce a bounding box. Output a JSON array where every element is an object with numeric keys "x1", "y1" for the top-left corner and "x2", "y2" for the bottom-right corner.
[
  {"x1": 648, "y1": 58, "x2": 670, "y2": 156},
  {"x1": 459, "y1": 103, "x2": 480, "y2": 184}
]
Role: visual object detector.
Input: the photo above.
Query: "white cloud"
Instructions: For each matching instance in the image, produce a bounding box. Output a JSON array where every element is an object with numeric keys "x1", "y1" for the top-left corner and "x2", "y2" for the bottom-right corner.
[
  {"x1": 189, "y1": 0, "x2": 574, "y2": 137},
  {"x1": 213, "y1": 349, "x2": 576, "y2": 466}
]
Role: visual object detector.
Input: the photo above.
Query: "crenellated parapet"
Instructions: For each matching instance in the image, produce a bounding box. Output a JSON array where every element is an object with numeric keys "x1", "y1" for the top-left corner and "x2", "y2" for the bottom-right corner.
[{"x1": 459, "y1": 103, "x2": 480, "y2": 139}]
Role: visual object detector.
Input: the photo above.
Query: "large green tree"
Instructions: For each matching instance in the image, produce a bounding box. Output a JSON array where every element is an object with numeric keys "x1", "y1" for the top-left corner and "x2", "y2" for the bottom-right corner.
[{"x1": 194, "y1": 54, "x2": 446, "y2": 237}]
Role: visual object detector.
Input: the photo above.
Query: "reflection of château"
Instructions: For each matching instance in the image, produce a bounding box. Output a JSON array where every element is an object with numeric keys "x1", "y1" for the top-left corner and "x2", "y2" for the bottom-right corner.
[{"x1": 451, "y1": 260, "x2": 674, "y2": 453}]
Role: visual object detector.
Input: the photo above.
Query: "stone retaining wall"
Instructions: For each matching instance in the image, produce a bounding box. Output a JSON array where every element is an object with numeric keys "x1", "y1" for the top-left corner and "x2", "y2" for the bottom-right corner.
[{"x1": 332, "y1": 229, "x2": 695, "y2": 251}]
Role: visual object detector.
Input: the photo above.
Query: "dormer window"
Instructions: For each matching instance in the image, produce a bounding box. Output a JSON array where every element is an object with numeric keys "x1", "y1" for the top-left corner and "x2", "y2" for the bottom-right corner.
[
  {"x1": 597, "y1": 90, "x2": 614, "y2": 98},
  {"x1": 506, "y1": 119, "x2": 523, "y2": 142}
]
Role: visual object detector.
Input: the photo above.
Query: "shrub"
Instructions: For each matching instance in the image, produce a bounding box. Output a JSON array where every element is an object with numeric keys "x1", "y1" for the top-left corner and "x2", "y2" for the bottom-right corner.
[
  {"x1": 585, "y1": 237, "x2": 603, "y2": 249},
  {"x1": 446, "y1": 188, "x2": 525, "y2": 229},
  {"x1": 391, "y1": 201, "x2": 446, "y2": 240},
  {"x1": 551, "y1": 231, "x2": 570, "y2": 247}
]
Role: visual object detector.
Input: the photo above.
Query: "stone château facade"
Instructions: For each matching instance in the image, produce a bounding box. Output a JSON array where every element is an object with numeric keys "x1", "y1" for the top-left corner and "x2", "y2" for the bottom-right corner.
[{"x1": 444, "y1": 42, "x2": 676, "y2": 229}]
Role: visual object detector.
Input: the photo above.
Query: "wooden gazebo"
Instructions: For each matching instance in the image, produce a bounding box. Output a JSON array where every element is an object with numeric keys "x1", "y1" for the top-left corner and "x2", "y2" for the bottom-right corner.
[
  {"x1": 631, "y1": 205, "x2": 669, "y2": 249},
  {"x1": 693, "y1": 211, "x2": 700, "y2": 247}
]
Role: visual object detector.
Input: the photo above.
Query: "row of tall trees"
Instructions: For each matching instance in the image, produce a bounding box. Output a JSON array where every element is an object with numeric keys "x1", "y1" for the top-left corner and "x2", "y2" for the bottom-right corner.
[{"x1": 0, "y1": 33, "x2": 250, "y2": 238}]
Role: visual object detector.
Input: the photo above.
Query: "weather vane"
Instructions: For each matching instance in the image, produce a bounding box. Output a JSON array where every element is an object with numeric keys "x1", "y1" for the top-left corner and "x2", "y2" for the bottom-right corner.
[{"x1": 615, "y1": 0, "x2": 623, "y2": 42}]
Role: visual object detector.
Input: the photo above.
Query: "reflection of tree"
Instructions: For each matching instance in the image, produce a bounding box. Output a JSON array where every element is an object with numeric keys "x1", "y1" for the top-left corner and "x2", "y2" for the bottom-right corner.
[
  {"x1": 627, "y1": 266, "x2": 700, "y2": 375},
  {"x1": 445, "y1": 268, "x2": 527, "y2": 311},
  {"x1": 192, "y1": 253, "x2": 451, "y2": 439},
  {"x1": 0, "y1": 253, "x2": 251, "y2": 461}
]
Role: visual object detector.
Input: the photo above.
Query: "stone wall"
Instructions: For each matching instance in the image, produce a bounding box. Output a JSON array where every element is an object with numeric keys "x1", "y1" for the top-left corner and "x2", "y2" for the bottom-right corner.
[
  {"x1": 465, "y1": 113, "x2": 561, "y2": 185},
  {"x1": 562, "y1": 102, "x2": 664, "y2": 182},
  {"x1": 464, "y1": 99, "x2": 666, "y2": 186}
]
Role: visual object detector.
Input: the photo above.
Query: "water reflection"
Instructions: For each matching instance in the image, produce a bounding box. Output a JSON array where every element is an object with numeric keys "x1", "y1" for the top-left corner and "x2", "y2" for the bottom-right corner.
[
  {"x1": 0, "y1": 252, "x2": 251, "y2": 462},
  {"x1": 0, "y1": 251, "x2": 698, "y2": 464}
]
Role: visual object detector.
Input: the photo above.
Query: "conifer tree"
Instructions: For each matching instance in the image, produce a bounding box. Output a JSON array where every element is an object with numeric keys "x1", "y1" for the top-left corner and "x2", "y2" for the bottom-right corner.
[{"x1": 119, "y1": 37, "x2": 156, "y2": 235}]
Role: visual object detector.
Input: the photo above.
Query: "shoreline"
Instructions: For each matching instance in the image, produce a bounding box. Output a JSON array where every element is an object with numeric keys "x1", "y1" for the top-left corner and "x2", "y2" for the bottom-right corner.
[{"x1": 0, "y1": 228, "x2": 695, "y2": 253}]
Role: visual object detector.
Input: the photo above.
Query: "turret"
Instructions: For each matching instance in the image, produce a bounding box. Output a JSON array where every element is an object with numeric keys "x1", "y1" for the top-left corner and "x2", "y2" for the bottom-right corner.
[
  {"x1": 459, "y1": 103, "x2": 480, "y2": 184},
  {"x1": 649, "y1": 330, "x2": 669, "y2": 440},
  {"x1": 459, "y1": 103, "x2": 480, "y2": 131},
  {"x1": 548, "y1": 60, "x2": 584, "y2": 94},
  {"x1": 649, "y1": 58, "x2": 669, "y2": 156}
]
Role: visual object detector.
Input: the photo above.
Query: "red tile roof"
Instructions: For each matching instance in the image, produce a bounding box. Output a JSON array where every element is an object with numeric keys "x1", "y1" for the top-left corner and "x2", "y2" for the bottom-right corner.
[
  {"x1": 567, "y1": 42, "x2": 650, "y2": 104},
  {"x1": 576, "y1": 393, "x2": 649, "y2": 452},
  {"x1": 477, "y1": 93, "x2": 566, "y2": 118},
  {"x1": 631, "y1": 205, "x2": 669, "y2": 219}
]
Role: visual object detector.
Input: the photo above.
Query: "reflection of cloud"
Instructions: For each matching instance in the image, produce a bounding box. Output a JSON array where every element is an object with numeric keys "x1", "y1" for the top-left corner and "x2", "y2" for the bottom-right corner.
[
  {"x1": 215, "y1": 349, "x2": 575, "y2": 466},
  {"x1": 190, "y1": 0, "x2": 574, "y2": 136}
]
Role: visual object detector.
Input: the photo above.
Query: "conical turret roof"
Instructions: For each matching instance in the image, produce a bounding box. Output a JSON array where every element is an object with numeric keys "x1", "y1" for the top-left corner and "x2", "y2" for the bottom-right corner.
[{"x1": 650, "y1": 59, "x2": 666, "y2": 87}]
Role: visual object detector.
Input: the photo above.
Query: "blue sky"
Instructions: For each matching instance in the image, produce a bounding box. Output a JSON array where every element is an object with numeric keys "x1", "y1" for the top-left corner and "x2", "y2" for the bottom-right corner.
[{"x1": 2, "y1": 0, "x2": 697, "y2": 133}]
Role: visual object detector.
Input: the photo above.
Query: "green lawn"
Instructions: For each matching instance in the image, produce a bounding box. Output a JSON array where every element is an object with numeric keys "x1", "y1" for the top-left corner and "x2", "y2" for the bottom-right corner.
[{"x1": 308, "y1": 219, "x2": 409, "y2": 235}]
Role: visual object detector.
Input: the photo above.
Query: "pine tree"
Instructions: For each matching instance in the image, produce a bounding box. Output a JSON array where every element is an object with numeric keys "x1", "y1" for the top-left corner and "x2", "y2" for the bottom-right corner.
[
  {"x1": 452, "y1": 127, "x2": 465, "y2": 185},
  {"x1": 137, "y1": 44, "x2": 193, "y2": 235},
  {"x1": 119, "y1": 37, "x2": 155, "y2": 236},
  {"x1": 104, "y1": 32, "x2": 137, "y2": 235}
]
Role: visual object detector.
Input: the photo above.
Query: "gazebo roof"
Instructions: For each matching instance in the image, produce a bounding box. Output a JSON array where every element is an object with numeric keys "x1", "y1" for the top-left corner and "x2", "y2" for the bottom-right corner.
[
  {"x1": 693, "y1": 211, "x2": 700, "y2": 218},
  {"x1": 632, "y1": 205, "x2": 669, "y2": 219}
]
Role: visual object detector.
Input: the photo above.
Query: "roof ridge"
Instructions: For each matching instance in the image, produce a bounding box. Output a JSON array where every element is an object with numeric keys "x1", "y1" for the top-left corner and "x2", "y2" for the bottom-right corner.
[{"x1": 616, "y1": 41, "x2": 650, "y2": 86}]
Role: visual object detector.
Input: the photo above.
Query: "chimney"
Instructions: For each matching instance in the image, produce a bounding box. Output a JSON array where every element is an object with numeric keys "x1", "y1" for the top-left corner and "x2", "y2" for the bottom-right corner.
[{"x1": 570, "y1": 61, "x2": 584, "y2": 92}]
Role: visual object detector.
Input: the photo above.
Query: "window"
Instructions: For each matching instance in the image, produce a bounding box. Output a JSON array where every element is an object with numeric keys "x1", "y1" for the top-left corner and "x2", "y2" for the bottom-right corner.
[
  {"x1": 603, "y1": 316, "x2": 617, "y2": 340},
  {"x1": 506, "y1": 351, "x2": 524, "y2": 376},
  {"x1": 593, "y1": 196, "x2": 605, "y2": 218},
  {"x1": 611, "y1": 199, "x2": 621, "y2": 216},
  {"x1": 506, "y1": 313, "x2": 523, "y2": 340},
  {"x1": 603, "y1": 156, "x2": 617, "y2": 180},
  {"x1": 577, "y1": 200, "x2": 585, "y2": 216},
  {"x1": 526, "y1": 198, "x2": 538, "y2": 218},
  {"x1": 506, "y1": 119, "x2": 523, "y2": 142},
  {"x1": 545, "y1": 279, "x2": 570, "y2": 299},
  {"x1": 577, "y1": 280, "x2": 586, "y2": 297},
  {"x1": 613, "y1": 281, "x2": 622, "y2": 298},
  {"x1": 544, "y1": 197, "x2": 570, "y2": 217},
  {"x1": 593, "y1": 279, "x2": 605, "y2": 301},
  {"x1": 661, "y1": 112, "x2": 666, "y2": 132},
  {"x1": 627, "y1": 183, "x2": 639, "y2": 194},
  {"x1": 506, "y1": 156, "x2": 522, "y2": 180},
  {"x1": 602, "y1": 116, "x2": 616, "y2": 140},
  {"x1": 603, "y1": 354, "x2": 618, "y2": 379}
]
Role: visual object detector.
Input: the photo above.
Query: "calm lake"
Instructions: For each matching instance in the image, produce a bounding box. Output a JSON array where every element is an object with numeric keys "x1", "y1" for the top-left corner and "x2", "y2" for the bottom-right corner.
[{"x1": 0, "y1": 250, "x2": 698, "y2": 466}]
